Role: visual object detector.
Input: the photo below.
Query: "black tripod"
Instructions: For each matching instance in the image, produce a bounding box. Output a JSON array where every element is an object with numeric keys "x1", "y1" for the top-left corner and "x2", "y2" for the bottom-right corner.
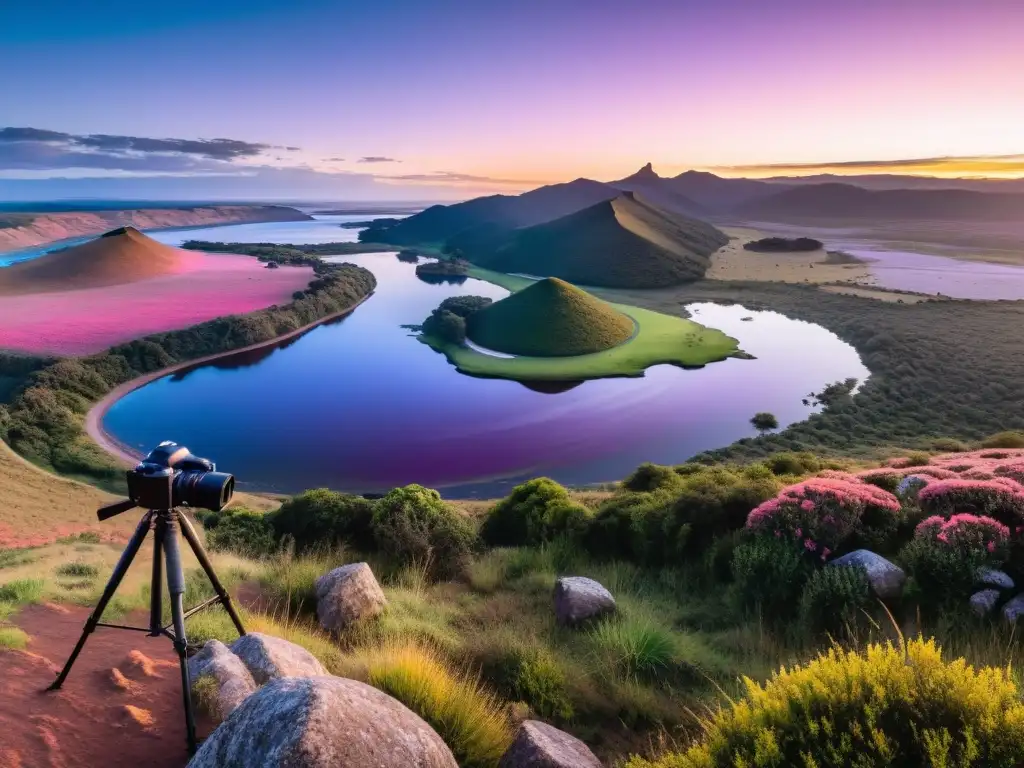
[{"x1": 48, "y1": 501, "x2": 246, "y2": 754}]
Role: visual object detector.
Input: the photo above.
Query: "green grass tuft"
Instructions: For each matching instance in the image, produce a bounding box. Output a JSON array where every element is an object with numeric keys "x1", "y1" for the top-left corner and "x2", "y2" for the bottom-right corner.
[
  {"x1": 55, "y1": 561, "x2": 100, "y2": 578},
  {"x1": 0, "y1": 626, "x2": 29, "y2": 650}
]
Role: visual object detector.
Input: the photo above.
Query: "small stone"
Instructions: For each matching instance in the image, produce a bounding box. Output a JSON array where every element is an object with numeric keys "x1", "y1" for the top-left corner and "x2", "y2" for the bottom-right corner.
[
  {"x1": 187, "y1": 639, "x2": 258, "y2": 720},
  {"x1": 976, "y1": 567, "x2": 1014, "y2": 590},
  {"x1": 187, "y1": 676, "x2": 457, "y2": 768},
  {"x1": 970, "y1": 589, "x2": 1000, "y2": 617},
  {"x1": 499, "y1": 720, "x2": 602, "y2": 768},
  {"x1": 230, "y1": 633, "x2": 327, "y2": 685},
  {"x1": 828, "y1": 550, "x2": 906, "y2": 600},
  {"x1": 315, "y1": 563, "x2": 387, "y2": 633},
  {"x1": 1003, "y1": 594, "x2": 1024, "y2": 623},
  {"x1": 554, "y1": 577, "x2": 615, "y2": 626}
]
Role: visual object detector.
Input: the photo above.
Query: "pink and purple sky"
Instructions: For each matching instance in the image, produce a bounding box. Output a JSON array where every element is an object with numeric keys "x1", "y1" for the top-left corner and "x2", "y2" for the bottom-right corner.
[{"x1": 1, "y1": 0, "x2": 1022, "y2": 199}]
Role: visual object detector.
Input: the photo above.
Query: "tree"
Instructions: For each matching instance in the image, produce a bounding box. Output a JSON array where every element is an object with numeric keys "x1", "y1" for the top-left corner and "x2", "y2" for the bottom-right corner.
[{"x1": 751, "y1": 412, "x2": 779, "y2": 435}]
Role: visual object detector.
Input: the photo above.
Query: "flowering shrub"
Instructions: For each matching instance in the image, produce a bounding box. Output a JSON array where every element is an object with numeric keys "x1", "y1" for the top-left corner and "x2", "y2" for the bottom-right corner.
[
  {"x1": 917, "y1": 477, "x2": 1024, "y2": 524},
  {"x1": 914, "y1": 513, "x2": 1010, "y2": 563},
  {"x1": 746, "y1": 477, "x2": 900, "y2": 553},
  {"x1": 626, "y1": 638, "x2": 1024, "y2": 768}
]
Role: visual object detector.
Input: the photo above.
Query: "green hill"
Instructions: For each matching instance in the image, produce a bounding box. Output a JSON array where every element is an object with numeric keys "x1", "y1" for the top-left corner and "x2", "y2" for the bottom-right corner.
[
  {"x1": 466, "y1": 277, "x2": 634, "y2": 357},
  {"x1": 469, "y1": 192, "x2": 729, "y2": 289}
]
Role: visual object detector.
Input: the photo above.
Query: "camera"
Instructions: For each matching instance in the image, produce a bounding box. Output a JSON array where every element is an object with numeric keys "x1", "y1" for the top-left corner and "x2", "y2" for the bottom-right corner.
[{"x1": 125, "y1": 441, "x2": 234, "y2": 511}]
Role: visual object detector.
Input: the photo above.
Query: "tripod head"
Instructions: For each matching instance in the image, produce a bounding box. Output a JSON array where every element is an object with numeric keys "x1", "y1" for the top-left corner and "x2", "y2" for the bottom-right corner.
[{"x1": 97, "y1": 441, "x2": 235, "y2": 521}]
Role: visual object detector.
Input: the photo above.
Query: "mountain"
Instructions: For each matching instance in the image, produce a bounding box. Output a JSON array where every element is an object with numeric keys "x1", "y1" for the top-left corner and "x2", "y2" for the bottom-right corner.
[
  {"x1": 360, "y1": 178, "x2": 618, "y2": 245},
  {"x1": 758, "y1": 173, "x2": 1024, "y2": 193},
  {"x1": 466, "y1": 277, "x2": 634, "y2": 357},
  {"x1": 468, "y1": 192, "x2": 729, "y2": 289},
  {"x1": 736, "y1": 183, "x2": 1024, "y2": 221},
  {"x1": 667, "y1": 171, "x2": 787, "y2": 210},
  {"x1": 610, "y1": 163, "x2": 707, "y2": 217},
  {"x1": 0, "y1": 226, "x2": 193, "y2": 295}
]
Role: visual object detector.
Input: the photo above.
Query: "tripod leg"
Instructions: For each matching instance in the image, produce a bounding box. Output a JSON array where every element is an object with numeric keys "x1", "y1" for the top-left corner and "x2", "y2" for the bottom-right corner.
[
  {"x1": 163, "y1": 514, "x2": 198, "y2": 754},
  {"x1": 49, "y1": 511, "x2": 153, "y2": 691},
  {"x1": 149, "y1": 518, "x2": 164, "y2": 636},
  {"x1": 179, "y1": 511, "x2": 246, "y2": 637}
]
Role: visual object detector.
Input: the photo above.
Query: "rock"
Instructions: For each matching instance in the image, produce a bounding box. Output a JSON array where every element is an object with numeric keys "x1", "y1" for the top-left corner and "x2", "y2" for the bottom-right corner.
[
  {"x1": 977, "y1": 567, "x2": 1014, "y2": 590},
  {"x1": 970, "y1": 589, "x2": 1001, "y2": 617},
  {"x1": 1003, "y1": 594, "x2": 1024, "y2": 623},
  {"x1": 828, "y1": 550, "x2": 906, "y2": 600},
  {"x1": 554, "y1": 577, "x2": 615, "y2": 626},
  {"x1": 188, "y1": 676, "x2": 457, "y2": 768},
  {"x1": 187, "y1": 639, "x2": 257, "y2": 720},
  {"x1": 315, "y1": 562, "x2": 387, "y2": 633},
  {"x1": 230, "y1": 633, "x2": 327, "y2": 685},
  {"x1": 499, "y1": 720, "x2": 602, "y2": 768}
]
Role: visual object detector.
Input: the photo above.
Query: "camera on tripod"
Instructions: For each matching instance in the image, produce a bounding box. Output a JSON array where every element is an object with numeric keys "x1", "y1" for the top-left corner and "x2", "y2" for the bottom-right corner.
[{"x1": 126, "y1": 440, "x2": 235, "y2": 512}]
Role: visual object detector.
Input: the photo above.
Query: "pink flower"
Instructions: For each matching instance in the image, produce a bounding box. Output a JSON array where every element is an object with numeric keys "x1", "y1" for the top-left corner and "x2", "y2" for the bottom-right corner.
[
  {"x1": 988, "y1": 541, "x2": 996, "y2": 553},
  {"x1": 774, "y1": 530, "x2": 782, "y2": 537},
  {"x1": 800, "y1": 500, "x2": 815, "y2": 511},
  {"x1": 821, "y1": 547, "x2": 831, "y2": 560},
  {"x1": 794, "y1": 528, "x2": 802, "y2": 538},
  {"x1": 804, "y1": 538, "x2": 817, "y2": 552}
]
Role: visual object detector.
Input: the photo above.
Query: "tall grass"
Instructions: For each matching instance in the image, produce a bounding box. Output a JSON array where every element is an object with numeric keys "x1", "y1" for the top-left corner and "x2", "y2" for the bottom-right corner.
[
  {"x1": 0, "y1": 626, "x2": 29, "y2": 649},
  {"x1": 591, "y1": 617, "x2": 677, "y2": 679},
  {"x1": 360, "y1": 641, "x2": 514, "y2": 768}
]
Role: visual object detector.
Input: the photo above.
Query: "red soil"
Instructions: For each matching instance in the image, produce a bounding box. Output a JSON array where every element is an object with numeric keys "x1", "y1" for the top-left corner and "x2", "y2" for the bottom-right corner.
[
  {"x1": 0, "y1": 603, "x2": 216, "y2": 768},
  {"x1": 0, "y1": 251, "x2": 313, "y2": 356}
]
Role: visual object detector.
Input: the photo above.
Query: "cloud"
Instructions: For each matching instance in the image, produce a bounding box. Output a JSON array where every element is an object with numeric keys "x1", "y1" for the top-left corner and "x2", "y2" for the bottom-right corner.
[
  {"x1": 382, "y1": 170, "x2": 548, "y2": 186},
  {"x1": 325, "y1": 157, "x2": 347, "y2": 162},
  {"x1": 358, "y1": 156, "x2": 399, "y2": 163},
  {"x1": 714, "y1": 154, "x2": 1024, "y2": 178},
  {"x1": 0, "y1": 127, "x2": 71, "y2": 142}
]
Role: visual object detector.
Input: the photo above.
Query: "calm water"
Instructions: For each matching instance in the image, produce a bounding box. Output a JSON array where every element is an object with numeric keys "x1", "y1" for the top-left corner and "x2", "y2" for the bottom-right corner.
[
  {"x1": 844, "y1": 247, "x2": 1024, "y2": 300},
  {"x1": 103, "y1": 221, "x2": 868, "y2": 497}
]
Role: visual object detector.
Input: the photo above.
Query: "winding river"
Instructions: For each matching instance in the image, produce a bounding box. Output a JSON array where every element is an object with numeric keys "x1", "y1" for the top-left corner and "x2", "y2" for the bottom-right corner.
[{"x1": 101, "y1": 218, "x2": 869, "y2": 497}]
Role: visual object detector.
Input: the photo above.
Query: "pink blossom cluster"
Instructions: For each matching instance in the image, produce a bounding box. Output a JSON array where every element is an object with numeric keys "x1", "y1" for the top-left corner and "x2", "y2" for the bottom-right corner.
[
  {"x1": 747, "y1": 476, "x2": 900, "y2": 554},
  {"x1": 917, "y1": 477, "x2": 1024, "y2": 522},
  {"x1": 914, "y1": 513, "x2": 1010, "y2": 563}
]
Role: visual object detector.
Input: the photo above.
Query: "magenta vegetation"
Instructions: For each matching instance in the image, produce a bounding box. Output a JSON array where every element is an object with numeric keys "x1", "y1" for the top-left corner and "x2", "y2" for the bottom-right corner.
[
  {"x1": 914, "y1": 513, "x2": 1010, "y2": 562},
  {"x1": 0, "y1": 253, "x2": 314, "y2": 355}
]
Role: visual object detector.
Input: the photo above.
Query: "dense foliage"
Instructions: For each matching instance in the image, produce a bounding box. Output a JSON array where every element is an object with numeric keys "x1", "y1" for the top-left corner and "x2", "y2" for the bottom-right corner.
[
  {"x1": 0, "y1": 263, "x2": 375, "y2": 485},
  {"x1": 269, "y1": 488, "x2": 375, "y2": 553},
  {"x1": 181, "y1": 240, "x2": 394, "y2": 264},
  {"x1": 480, "y1": 478, "x2": 591, "y2": 547},
  {"x1": 420, "y1": 295, "x2": 494, "y2": 346},
  {"x1": 743, "y1": 236, "x2": 823, "y2": 252},
  {"x1": 628, "y1": 639, "x2": 1024, "y2": 768},
  {"x1": 798, "y1": 563, "x2": 871, "y2": 636},
  {"x1": 202, "y1": 507, "x2": 276, "y2": 557}
]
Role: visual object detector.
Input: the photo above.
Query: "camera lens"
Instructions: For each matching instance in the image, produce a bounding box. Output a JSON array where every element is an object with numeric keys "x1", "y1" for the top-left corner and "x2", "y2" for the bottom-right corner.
[{"x1": 173, "y1": 470, "x2": 235, "y2": 511}]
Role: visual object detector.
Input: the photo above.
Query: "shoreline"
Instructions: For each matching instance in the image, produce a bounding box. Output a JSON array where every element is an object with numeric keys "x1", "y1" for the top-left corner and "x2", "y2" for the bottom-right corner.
[{"x1": 84, "y1": 291, "x2": 375, "y2": 466}]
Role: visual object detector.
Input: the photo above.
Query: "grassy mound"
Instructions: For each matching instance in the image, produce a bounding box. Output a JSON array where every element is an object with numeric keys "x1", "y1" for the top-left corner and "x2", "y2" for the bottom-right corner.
[{"x1": 466, "y1": 277, "x2": 634, "y2": 357}]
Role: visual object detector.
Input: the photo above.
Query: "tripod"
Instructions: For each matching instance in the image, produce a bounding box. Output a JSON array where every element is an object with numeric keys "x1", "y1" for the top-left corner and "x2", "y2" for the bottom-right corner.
[{"x1": 48, "y1": 502, "x2": 246, "y2": 754}]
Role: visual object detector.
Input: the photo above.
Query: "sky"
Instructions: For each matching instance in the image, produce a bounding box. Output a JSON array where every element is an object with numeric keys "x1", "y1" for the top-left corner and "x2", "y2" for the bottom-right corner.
[{"x1": 1, "y1": 0, "x2": 1023, "y2": 200}]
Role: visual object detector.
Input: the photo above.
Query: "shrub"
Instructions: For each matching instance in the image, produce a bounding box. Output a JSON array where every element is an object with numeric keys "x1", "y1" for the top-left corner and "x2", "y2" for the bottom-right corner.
[
  {"x1": 627, "y1": 638, "x2": 1024, "y2": 768},
  {"x1": 749, "y1": 412, "x2": 779, "y2": 434},
  {"x1": 917, "y1": 477, "x2": 1024, "y2": 525},
  {"x1": 363, "y1": 641, "x2": 513, "y2": 768},
  {"x1": 481, "y1": 478, "x2": 591, "y2": 547},
  {"x1": 764, "y1": 452, "x2": 822, "y2": 477},
  {"x1": 799, "y1": 564, "x2": 871, "y2": 636},
  {"x1": 482, "y1": 642, "x2": 574, "y2": 721},
  {"x1": 585, "y1": 490, "x2": 674, "y2": 562},
  {"x1": 422, "y1": 309, "x2": 467, "y2": 345},
  {"x1": 888, "y1": 451, "x2": 931, "y2": 469},
  {"x1": 205, "y1": 507, "x2": 276, "y2": 557},
  {"x1": 731, "y1": 536, "x2": 812, "y2": 619},
  {"x1": 623, "y1": 463, "x2": 683, "y2": 493},
  {"x1": 932, "y1": 437, "x2": 969, "y2": 452},
  {"x1": 372, "y1": 485, "x2": 477, "y2": 579},
  {"x1": 55, "y1": 560, "x2": 99, "y2": 578},
  {"x1": 0, "y1": 578, "x2": 44, "y2": 605},
  {"x1": 981, "y1": 431, "x2": 1024, "y2": 449},
  {"x1": 270, "y1": 489, "x2": 375, "y2": 553}
]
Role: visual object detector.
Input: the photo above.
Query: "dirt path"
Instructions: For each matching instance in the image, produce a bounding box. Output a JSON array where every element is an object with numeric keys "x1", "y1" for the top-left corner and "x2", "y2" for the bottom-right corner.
[{"x1": 0, "y1": 603, "x2": 214, "y2": 768}]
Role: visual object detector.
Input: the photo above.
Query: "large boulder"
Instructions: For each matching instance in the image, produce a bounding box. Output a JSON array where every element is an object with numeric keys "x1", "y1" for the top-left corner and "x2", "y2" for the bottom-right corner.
[
  {"x1": 970, "y1": 589, "x2": 1001, "y2": 617},
  {"x1": 315, "y1": 562, "x2": 387, "y2": 633},
  {"x1": 554, "y1": 577, "x2": 615, "y2": 626},
  {"x1": 187, "y1": 639, "x2": 257, "y2": 720},
  {"x1": 230, "y1": 633, "x2": 327, "y2": 684},
  {"x1": 828, "y1": 550, "x2": 906, "y2": 600},
  {"x1": 499, "y1": 720, "x2": 602, "y2": 768},
  {"x1": 188, "y1": 676, "x2": 458, "y2": 768}
]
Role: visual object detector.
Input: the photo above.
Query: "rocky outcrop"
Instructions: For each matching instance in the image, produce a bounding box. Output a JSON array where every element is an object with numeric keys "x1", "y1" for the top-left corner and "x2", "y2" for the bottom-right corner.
[
  {"x1": 829, "y1": 550, "x2": 906, "y2": 600},
  {"x1": 187, "y1": 676, "x2": 458, "y2": 768},
  {"x1": 554, "y1": 577, "x2": 615, "y2": 626},
  {"x1": 315, "y1": 563, "x2": 387, "y2": 633},
  {"x1": 970, "y1": 589, "x2": 1001, "y2": 617},
  {"x1": 187, "y1": 639, "x2": 257, "y2": 720},
  {"x1": 499, "y1": 720, "x2": 603, "y2": 768},
  {"x1": 230, "y1": 633, "x2": 327, "y2": 684}
]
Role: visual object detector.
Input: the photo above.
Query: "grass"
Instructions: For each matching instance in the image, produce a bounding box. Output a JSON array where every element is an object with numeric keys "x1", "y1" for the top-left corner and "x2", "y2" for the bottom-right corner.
[
  {"x1": 55, "y1": 560, "x2": 99, "y2": 578},
  {"x1": 422, "y1": 270, "x2": 741, "y2": 381},
  {"x1": 0, "y1": 626, "x2": 29, "y2": 649}
]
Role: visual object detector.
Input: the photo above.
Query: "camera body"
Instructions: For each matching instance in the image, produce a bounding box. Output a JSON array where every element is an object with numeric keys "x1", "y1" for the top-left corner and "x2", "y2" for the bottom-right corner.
[{"x1": 126, "y1": 441, "x2": 234, "y2": 511}]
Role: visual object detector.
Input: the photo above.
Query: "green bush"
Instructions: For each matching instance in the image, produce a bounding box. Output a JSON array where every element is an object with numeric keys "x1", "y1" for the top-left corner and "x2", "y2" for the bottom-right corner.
[
  {"x1": 372, "y1": 485, "x2": 477, "y2": 579},
  {"x1": 764, "y1": 452, "x2": 822, "y2": 477},
  {"x1": 932, "y1": 437, "x2": 969, "y2": 452},
  {"x1": 585, "y1": 490, "x2": 673, "y2": 562},
  {"x1": 481, "y1": 478, "x2": 591, "y2": 547},
  {"x1": 55, "y1": 561, "x2": 99, "y2": 578},
  {"x1": 270, "y1": 489, "x2": 375, "y2": 553},
  {"x1": 799, "y1": 564, "x2": 871, "y2": 637},
  {"x1": 626, "y1": 638, "x2": 1024, "y2": 768},
  {"x1": 731, "y1": 536, "x2": 812, "y2": 620},
  {"x1": 623, "y1": 463, "x2": 683, "y2": 493},
  {"x1": 981, "y1": 431, "x2": 1024, "y2": 449},
  {"x1": 205, "y1": 507, "x2": 276, "y2": 557},
  {"x1": 483, "y1": 642, "x2": 574, "y2": 721}
]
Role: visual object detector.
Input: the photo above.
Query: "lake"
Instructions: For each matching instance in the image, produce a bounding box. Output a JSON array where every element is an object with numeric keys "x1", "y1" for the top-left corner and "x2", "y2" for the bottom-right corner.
[{"x1": 102, "y1": 220, "x2": 869, "y2": 497}]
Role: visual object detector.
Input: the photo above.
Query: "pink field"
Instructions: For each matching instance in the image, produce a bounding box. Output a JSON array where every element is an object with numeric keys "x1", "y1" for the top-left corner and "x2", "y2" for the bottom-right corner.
[{"x1": 0, "y1": 253, "x2": 314, "y2": 356}]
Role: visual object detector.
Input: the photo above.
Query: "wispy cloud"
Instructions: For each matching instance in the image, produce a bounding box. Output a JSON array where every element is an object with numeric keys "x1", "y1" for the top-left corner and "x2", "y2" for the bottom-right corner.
[
  {"x1": 382, "y1": 170, "x2": 547, "y2": 187},
  {"x1": 358, "y1": 156, "x2": 399, "y2": 163},
  {"x1": 712, "y1": 154, "x2": 1024, "y2": 178}
]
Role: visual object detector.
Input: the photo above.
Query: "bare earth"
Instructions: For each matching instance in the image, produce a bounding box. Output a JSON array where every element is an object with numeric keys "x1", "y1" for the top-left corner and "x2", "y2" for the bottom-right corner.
[
  {"x1": 817, "y1": 285, "x2": 936, "y2": 303},
  {"x1": 707, "y1": 226, "x2": 872, "y2": 284}
]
